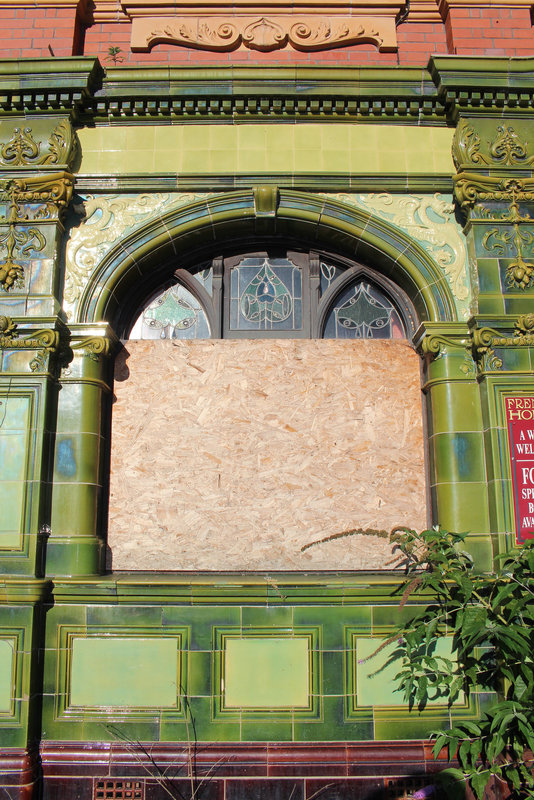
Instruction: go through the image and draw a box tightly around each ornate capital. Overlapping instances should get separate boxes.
[0,325,60,372]
[453,174,534,211]
[452,119,534,213]
[414,323,471,360]
[0,172,73,291]
[70,336,113,361]
[0,171,74,214]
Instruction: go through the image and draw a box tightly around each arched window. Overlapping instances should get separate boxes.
[128,250,416,340]
[112,245,426,572]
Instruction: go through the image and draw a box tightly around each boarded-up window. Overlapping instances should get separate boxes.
[108,339,426,571]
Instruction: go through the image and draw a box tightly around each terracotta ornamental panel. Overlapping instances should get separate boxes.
[108,339,426,571]
[90,0,417,52]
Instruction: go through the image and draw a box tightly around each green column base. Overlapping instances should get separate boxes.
[45,536,105,577]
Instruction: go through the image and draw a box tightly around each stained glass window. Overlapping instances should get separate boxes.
[320,261,343,294]
[127,254,412,341]
[129,284,210,340]
[229,257,302,332]
[323,281,405,339]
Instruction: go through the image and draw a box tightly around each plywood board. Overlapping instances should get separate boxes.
[108,339,427,570]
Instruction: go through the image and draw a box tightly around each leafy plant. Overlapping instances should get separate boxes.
[106,46,125,64]
[386,526,534,800]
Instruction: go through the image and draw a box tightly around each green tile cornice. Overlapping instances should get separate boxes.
[74,173,454,194]
[91,65,445,124]
[429,56,534,122]
[49,573,439,605]
[0,58,103,120]
[0,579,52,604]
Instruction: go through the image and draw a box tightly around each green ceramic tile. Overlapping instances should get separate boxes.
[53,433,100,483]
[432,432,486,483]
[0,482,24,545]
[0,432,28,481]
[0,638,14,712]
[241,721,294,741]
[476,258,502,293]
[187,650,211,697]
[28,256,55,296]
[70,637,179,708]
[51,482,99,535]
[374,714,450,741]
[428,382,482,435]
[294,717,374,742]
[371,605,418,631]
[433,481,490,534]
[0,725,26,749]
[224,638,309,709]
[462,535,494,572]
[322,650,344,696]
[242,607,293,629]
[0,395,30,432]
[193,716,242,743]
[85,605,163,627]
[477,294,506,315]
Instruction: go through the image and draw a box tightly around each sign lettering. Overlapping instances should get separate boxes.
[505,396,534,543]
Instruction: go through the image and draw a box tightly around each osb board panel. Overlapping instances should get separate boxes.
[109,340,426,571]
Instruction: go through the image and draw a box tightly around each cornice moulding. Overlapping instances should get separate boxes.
[93,64,445,121]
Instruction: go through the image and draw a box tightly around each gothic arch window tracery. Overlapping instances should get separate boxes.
[128,249,417,341]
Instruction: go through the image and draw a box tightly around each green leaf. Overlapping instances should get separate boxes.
[470,770,490,800]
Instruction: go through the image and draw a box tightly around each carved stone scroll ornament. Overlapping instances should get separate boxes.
[131,16,396,52]
[0,120,78,169]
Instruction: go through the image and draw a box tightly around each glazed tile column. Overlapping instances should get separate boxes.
[47,324,116,576]
[415,323,493,569]
[0,121,74,798]
[451,112,534,553]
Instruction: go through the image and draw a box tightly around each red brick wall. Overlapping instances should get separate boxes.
[444,6,534,56]
[1,4,533,65]
[0,7,78,58]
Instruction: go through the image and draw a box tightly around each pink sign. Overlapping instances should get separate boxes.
[505,397,534,543]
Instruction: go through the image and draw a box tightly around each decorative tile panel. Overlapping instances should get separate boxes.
[0,394,31,550]
[0,637,15,714]
[214,627,320,720]
[57,626,188,719]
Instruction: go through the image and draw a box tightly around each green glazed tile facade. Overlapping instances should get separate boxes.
[2,58,534,795]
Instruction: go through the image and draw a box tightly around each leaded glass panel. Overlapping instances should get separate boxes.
[129,284,210,340]
[193,267,213,296]
[229,257,302,332]
[320,261,344,295]
[323,282,405,339]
